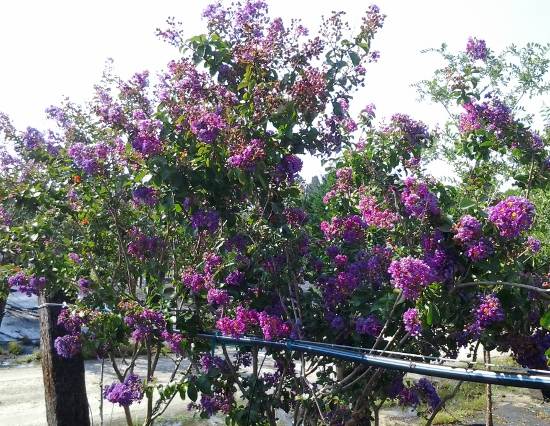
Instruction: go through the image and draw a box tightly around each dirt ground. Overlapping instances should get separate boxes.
[1,355,549,426]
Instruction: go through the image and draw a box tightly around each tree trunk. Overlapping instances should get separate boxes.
[0,296,6,330]
[39,291,90,426]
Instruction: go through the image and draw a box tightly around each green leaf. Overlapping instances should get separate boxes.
[349,51,361,66]
[540,310,550,330]
[187,382,198,402]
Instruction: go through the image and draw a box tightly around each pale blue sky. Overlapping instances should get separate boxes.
[1,1,549,180]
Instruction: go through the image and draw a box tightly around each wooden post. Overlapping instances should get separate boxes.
[484,350,494,426]
[39,291,90,426]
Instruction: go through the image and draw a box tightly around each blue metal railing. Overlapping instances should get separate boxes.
[197,333,550,390]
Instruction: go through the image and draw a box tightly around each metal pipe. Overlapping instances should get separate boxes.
[197,333,550,390]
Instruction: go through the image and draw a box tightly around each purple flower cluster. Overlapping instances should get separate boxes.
[290,67,327,114]
[54,308,86,358]
[0,206,12,226]
[207,288,230,306]
[403,308,421,336]
[506,330,550,370]
[359,196,399,229]
[388,257,433,300]
[103,374,144,407]
[189,112,226,144]
[466,238,493,262]
[127,228,163,260]
[203,252,223,275]
[487,196,535,239]
[197,392,233,416]
[459,98,512,138]
[7,272,46,297]
[416,378,441,410]
[77,277,92,296]
[274,154,303,184]
[283,207,309,227]
[466,37,488,61]
[21,127,45,150]
[68,252,81,263]
[320,215,365,244]
[68,142,112,175]
[468,294,505,336]
[323,167,353,204]
[422,231,456,283]
[225,270,245,287]
[124,309,167,342]
[453,215,482,245]
[216,307,290,340]
[161,330,185,355]
[54,334,82,359]
[452,215,494,261]
[527,236,541,253]
[401,177,440,218]
[132,186,158,207]
[355,315,382,337]
[181,269,206,293]
[190,209,220,233]
[132,112,163,156]
[384,114,430,146]
[227,139,265,171]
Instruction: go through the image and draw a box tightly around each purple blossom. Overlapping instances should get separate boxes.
[124,309,166,342]
[68,252,81,263]
[21,127,45,150]
[355,315,382,337]
[127,228,163,260]
[103,374,144,407]
[403,308,421,336]
[258,311,290,341]
[274,154,303,184]
[466,238,493,261]
[459,98,512,138]
[207,288,230,306]
[132,135,163,156]
[401,177,440,218]
[487,196,535,239]
[161,331,185,355]
[227,139,265,171]
[359,196,399,229]
[181,270,206,293]
[453,215,482,245]
[0,206,12,226]
[388,257,433,300]
[527,236,541,253]
[330,315,345,331]
[7,272,46,297]
[68,142,112,175]
[466,37,488,61]
[54,334,81,359]
[225,270,244,287]
[283,207,308,227]
[468,294,505,336]
[132,186,158,207]
[190,112,225,144]
[416,378,441,410]
[385,114,430,146]
[77,277,92,295]
[191,209,220,233]
[203,252,223,275]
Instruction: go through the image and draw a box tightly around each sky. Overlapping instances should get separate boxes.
[1,0,549,181]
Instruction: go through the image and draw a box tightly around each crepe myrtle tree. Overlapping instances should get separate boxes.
[0,1,385,425]
[1,2,550,426]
